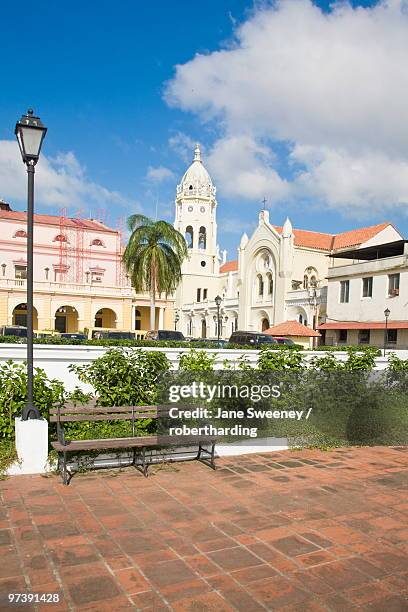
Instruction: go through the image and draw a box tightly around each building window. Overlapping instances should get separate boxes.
[340,280,350,303]
[90,238,104,247]
[135,308,141,331]
[91,272,102,283]
[13,229,27,238]
[185,226,194,249]
[267,272,273,295]
[362,277,373,298]
[258,274,264,296]
[196,288,201,302]
[387,329,397,345]
[203,288,207,300]
[388,273,400,297]
[53,234,68,242]
[338,329,348,344]
[358,329,370,344]
[14,265,27,280]
[198,226,206,249]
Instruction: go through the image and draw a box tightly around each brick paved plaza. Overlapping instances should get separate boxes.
[0,446,407,611]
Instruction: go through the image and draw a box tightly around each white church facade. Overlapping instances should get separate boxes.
[174,146,403,344]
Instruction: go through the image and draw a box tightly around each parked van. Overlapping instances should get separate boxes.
[0,325,27,338]
[229,331,277,346]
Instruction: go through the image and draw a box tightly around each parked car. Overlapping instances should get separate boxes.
[60,333,87,341]
[91,330,135,340]
[272,337,295,346]
[229,331,278,346]
[192,338,228,348]
[0,325,27,338]
[144,330,186,342]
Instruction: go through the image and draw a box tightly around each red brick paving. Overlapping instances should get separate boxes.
[0,446,407,611]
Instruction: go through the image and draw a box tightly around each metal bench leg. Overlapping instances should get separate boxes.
[141,447,148,478]
[197,443,202,460]
[62,451,68,486]
[210,442,216,470]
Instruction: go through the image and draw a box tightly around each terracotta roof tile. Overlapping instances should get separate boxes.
[264,320,321,337]
[319,321,408,330]
[273,222,391,251]
[220,260,238,273]
[0,209,118,234]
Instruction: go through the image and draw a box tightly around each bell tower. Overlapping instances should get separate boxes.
[174,144,219,275]
[174,145,220,324]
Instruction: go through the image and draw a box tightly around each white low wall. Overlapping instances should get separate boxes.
[0,343,405,391]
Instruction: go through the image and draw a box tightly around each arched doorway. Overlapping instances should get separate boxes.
[12,303,38,329]
[201,319,207,338]
[55,306,78,333]
[94,308,117,329]
[261,318,269,331]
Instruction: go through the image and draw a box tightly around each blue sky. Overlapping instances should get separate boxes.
[1,0,407,258]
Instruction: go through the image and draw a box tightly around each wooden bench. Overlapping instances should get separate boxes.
[50,401,217,485]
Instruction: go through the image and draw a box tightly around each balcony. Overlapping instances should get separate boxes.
[285,286,327,306]
[0,277,134,298]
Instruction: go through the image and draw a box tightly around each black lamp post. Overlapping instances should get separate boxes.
[384,308,390,357]
[174,312,180,331]
[215,295,222,343]
[15,110,47,420]
[307,280,320,348]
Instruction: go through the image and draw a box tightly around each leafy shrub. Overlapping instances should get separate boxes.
[69,348,169,406]
[311,345,381,354]
[179,349,217,372]
[258,347,304,370]
[0,360,64,439]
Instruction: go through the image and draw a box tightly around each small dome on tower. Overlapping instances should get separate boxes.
[176,145,216,200]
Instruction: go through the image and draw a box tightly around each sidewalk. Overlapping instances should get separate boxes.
[0,446,407,611]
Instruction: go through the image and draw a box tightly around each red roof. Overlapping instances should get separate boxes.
[319,321,408,330]
[220,260,238,273]
[273,222,390,252]
[219,223,393,273]
[264,320,321,337]
[0,209,118,234]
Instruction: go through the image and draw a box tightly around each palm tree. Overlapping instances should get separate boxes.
[123,214,187,331]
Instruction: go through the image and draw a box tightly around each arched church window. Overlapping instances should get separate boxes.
[298,314,303,324]
[267,273,273,295]
[310,275,317,287]
[185,226,193,249]
[198,226,206,249]
[189,185,193,190]
[258,274,264,296]
[303,274,308,289]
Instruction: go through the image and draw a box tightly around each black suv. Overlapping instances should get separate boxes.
[229,331,277,346]
[144,330,186,341]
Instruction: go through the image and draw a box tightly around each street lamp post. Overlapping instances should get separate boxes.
[174,312,180,331]
[384,308,390,358]
[15,110,47,420]
[307,280,320,348]
[215,295,222,343]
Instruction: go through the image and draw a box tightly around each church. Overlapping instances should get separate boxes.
[174,146,402,345]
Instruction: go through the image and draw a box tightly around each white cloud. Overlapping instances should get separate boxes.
[206,135,288,201]
[146,165,175,183]
[166,0,408,214]
[168,132,197,162]
[0,140,134,211]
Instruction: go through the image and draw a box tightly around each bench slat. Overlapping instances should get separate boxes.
[50,413,158,423]
[51,435,216,452]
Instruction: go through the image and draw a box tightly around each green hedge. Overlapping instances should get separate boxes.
[0,335,302,350]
